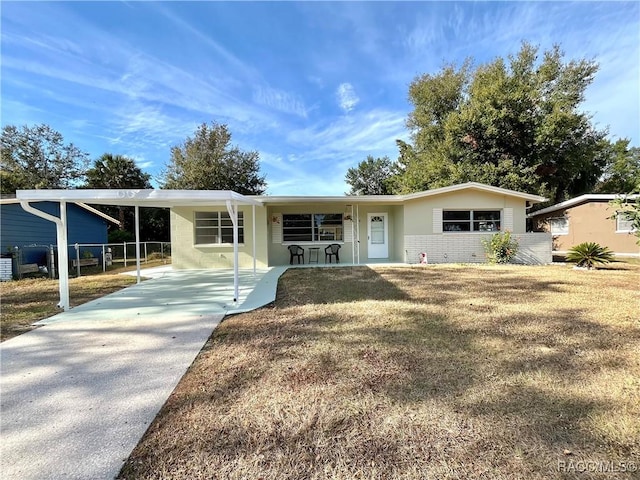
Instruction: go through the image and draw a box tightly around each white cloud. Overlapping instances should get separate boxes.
[336,83,360,113]
[252,86,307,118]
[288,109,406,157]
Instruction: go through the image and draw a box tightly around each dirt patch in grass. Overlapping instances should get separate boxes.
[120,264,640,479]
[0,274,137,341]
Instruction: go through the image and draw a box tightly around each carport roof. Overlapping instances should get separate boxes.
[1,196,120,225]
[15,189,262,207]
[16,182,547,207]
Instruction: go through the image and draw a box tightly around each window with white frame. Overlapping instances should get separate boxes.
[549,217,569,235]
[194,211,244,244]
[442,210,501,232]
[282,213,343,242]
[616,212,636,232]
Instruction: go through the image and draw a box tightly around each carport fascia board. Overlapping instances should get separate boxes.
[16,189,262,311]
[15,188,263,208]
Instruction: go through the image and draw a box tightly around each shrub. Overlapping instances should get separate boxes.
[566,242,614,269]
[482,231,519,264]
[108,229,134,243]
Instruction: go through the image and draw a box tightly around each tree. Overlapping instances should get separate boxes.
[1,124,89,194]
[609,194,640,246]
[595,139,640,194]
[345,156,393,195]
[393,43,609,203]
[162,122,266,194]
[83,153,154,233]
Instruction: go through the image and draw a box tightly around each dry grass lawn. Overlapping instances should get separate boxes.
[0,274,137,341]
[118,263,639,479]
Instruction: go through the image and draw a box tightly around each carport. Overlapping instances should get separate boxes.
[16,189,262,311]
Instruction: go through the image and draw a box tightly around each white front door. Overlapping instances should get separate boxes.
[367,213,388,259]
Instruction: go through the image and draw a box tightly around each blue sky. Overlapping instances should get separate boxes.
[2,1,638,195]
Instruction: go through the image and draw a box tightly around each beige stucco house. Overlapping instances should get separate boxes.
[529,194,639,257]
[170,182,552,268]
[15,183,552,310]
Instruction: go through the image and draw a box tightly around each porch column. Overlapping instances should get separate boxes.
[356,204,361,264]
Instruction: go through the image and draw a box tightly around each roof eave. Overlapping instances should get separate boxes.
[528,194,638,217]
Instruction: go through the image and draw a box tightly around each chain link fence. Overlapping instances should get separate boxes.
[5,242,171,280]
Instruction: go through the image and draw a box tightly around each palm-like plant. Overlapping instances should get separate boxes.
[566,242,615,269]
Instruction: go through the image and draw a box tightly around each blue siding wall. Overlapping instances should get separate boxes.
[1,202,110,264]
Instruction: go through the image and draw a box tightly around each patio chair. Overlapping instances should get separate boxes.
[324,243,341,263]
[288,245,305,264]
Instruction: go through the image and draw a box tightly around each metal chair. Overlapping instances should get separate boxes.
[324,243,341,263]
[288,245,305,264]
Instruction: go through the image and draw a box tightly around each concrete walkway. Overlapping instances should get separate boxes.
[0,267,285,480]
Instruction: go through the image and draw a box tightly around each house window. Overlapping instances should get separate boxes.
[549,217,568,235]
[194,211,244,244]
[283,213,343,242]
[616,212,635,232]
[443,210,501,232]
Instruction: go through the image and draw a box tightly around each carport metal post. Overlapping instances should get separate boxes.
[20,200,70,310]
[252,204,256,275]
[135,205,141,284]
[226,200,239,302]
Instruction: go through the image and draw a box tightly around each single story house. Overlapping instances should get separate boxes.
[528,194,639,257]
[0,197,119,266]
[15,183,551,310]
[170,182,552,268]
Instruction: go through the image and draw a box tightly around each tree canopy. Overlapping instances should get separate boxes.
[162,122,266,194]
[85,153,152,190]
[595,139,640,194]
[391,43,610,204]
[0,124,89,194]
[345,156,393,195]
[83,153,159,235]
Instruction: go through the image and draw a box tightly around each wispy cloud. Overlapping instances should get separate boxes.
[252,86,308,118]
[336,83,360,113]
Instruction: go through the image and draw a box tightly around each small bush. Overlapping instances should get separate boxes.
[566,242,614,269]
[482,231,519,264]
[108,229,134,243]
[146,252,170,261]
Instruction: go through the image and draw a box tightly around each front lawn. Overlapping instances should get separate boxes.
[119,263,639,479]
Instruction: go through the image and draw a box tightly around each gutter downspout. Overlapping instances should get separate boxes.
[20,201,70,310]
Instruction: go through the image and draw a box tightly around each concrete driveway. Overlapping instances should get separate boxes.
[0,267,285,480]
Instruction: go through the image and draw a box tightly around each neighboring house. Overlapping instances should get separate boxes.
[0,198,120,265]
[529,194,639,257]
[170,182,552,268]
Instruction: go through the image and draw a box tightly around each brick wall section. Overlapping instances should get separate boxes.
[405,232,552,265]
[0,258,12,281]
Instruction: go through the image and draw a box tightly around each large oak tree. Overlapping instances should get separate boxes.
[162,122,266,194]
[392,43,610,204]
